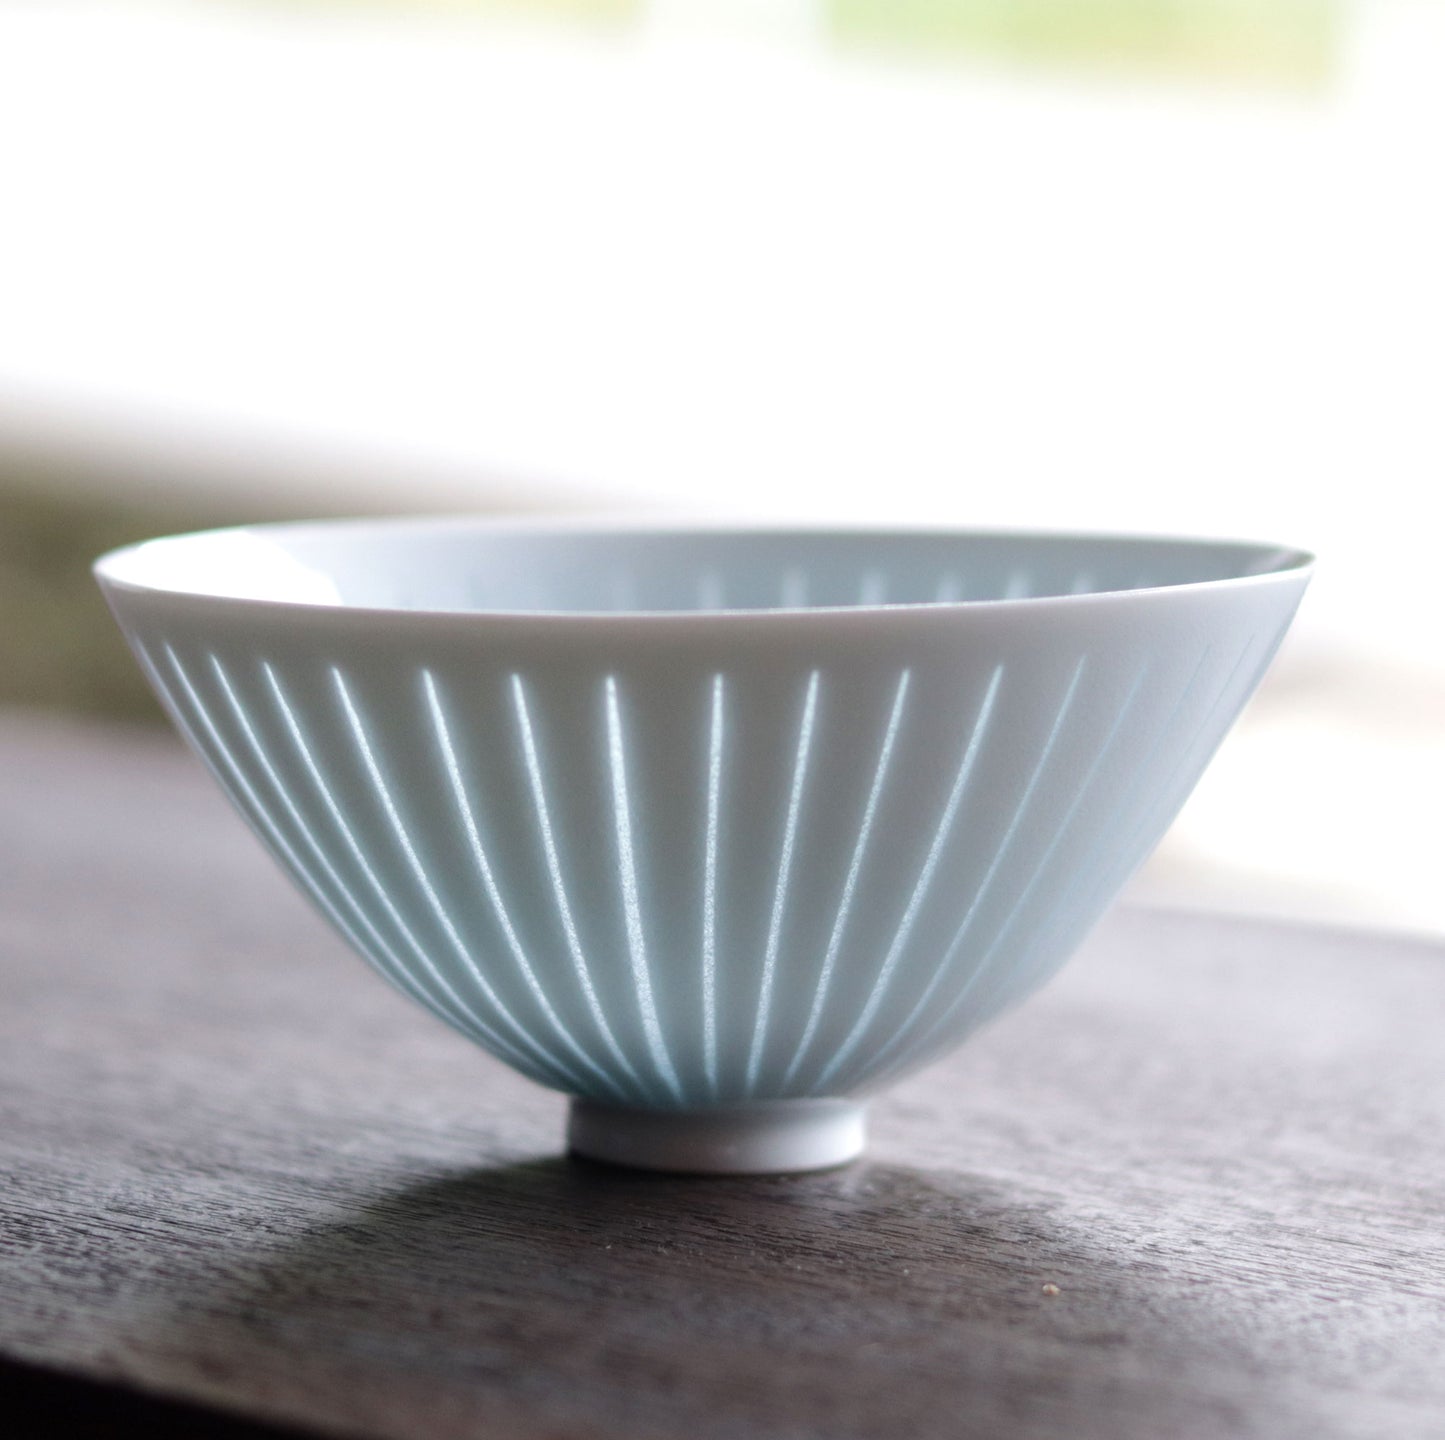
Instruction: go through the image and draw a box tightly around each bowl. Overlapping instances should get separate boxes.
[95,520,1312,1173]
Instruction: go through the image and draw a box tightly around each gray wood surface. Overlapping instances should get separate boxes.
[2,710,1443,1440]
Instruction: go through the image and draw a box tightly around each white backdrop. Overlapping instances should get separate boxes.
[2,0,1442,932]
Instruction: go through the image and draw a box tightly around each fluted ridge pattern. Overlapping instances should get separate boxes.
[133,630,1280,1107]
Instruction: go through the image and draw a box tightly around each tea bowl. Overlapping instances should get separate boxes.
[95,520,1312,1172]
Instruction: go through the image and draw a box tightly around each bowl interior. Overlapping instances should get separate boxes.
[98,522,1310,615]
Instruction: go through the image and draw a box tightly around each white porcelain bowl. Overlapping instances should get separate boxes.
[96,520,1312,1172]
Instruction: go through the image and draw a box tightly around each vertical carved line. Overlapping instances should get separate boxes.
[870,660,1153,1088]
[510,674,647,1099]
[331,670,583,1087]
[422,670,632,1103]
[197,651,529,1067]
[997,642,1220,1000]
[744,670,821,1093]
[840,657,1089,1087]
[130,638,202,742]
[604,675,683,1102]
[146,644,402,1014]
[262,663,546,1079]
[782,669,911,1089]
[812,664,1005,1091]
[701,673,725,1094]
[193,653,461,1027]
[1061,629,1265,938]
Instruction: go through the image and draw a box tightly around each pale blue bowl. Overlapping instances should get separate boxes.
[96,520,1312,1172]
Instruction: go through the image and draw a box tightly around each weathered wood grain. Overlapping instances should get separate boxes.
[1,711,1442,1440]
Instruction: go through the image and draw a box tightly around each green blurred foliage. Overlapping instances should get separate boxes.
[831,0,1342,87]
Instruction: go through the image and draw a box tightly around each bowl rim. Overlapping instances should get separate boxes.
[94,514,1315,624]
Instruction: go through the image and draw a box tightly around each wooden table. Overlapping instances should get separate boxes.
[2,710,1443,1440]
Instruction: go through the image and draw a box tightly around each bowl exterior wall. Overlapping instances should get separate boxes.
[100,573,1307,1108]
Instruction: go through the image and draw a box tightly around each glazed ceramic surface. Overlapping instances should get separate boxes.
[96,521,1312,1171]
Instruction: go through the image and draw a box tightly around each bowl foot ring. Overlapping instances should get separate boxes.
[567,1097,867,1175]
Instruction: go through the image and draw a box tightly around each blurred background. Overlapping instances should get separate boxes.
[1,0,1440,937]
